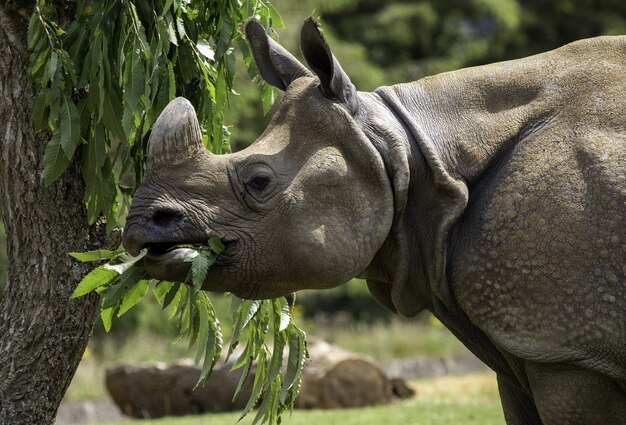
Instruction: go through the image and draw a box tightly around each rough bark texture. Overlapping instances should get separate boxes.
[0,2,99,424]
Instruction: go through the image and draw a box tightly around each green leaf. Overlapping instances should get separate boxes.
[153,280,175,303]
[167,61,176,100]
[45,50,58,83]
[117,278,150,316]
[71,265,118,298]
[162,281,181,310]
[83,153,117,225]
[101,88,126,142]
[165,13,178,45]
[279,329,306,404]
[43,129,71,186]
[100,303,116,332]
[27,11,43,51]
[123,39,145,110]
[70,249,122,262]
[59,94,81,159]
[197,39,215,61]
[101,263,149,309]
[31,49,50,79]
[262,83,278,115]
[32,90,49,132]
[216,14,234,59]
[240,349,267,420]
[194,297,210,364]
[176,16,186,39]
[277,297,290,332]
[267,4,285,29]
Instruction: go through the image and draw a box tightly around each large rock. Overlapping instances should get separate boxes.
[106,339,408,418]
[105,358,253,418]
[295,339,394,409]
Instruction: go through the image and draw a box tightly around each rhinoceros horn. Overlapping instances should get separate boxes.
[146,97,204,171]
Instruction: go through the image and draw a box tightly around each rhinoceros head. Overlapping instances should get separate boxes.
[122,18,400,299]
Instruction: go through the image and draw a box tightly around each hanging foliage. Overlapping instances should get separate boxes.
[28,0,281,227]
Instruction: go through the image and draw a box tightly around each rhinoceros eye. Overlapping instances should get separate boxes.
[247,174,271,192]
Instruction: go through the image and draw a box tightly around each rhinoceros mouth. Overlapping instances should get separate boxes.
[142,239,236,282]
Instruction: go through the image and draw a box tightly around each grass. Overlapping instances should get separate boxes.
[306,317,467,359]
[74,372,504,425]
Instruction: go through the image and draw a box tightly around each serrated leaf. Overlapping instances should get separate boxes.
[216,14,233,59]
[101,88,126,142]
[101,264,149,309]
[240,349,267,420]
[32,90,49,132]
[233,350,254,400]
[60,94,81,159]
[45,50,58,83]
[117,278,150,316]
[194,297,210,364]
[208,236,225,254]
[262,83,278,115]
[197,39,215,61]
[165,13,178,45]
[83,135,116,224]
[31,49,50,78]
[121,104,139,139]
[43,129,71,186]
[253,375,280,425]
[162,281,181,311]
[123,39,145,110]
[100,303,116,332]
[267,5,285,29]
[277,297,290,332]
[167,61,176,100]
[153,280,175,303]
[176,16,186,39]
[70,249,122,262]
[71,265,118,298]
[27,12,43,51]
[279,329,306,404]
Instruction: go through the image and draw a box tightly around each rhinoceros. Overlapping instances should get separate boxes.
[122,18,626,424]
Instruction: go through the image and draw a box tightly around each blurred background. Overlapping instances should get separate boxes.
[1,0,625,423]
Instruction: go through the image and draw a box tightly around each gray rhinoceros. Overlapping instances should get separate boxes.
[122,18,626,424]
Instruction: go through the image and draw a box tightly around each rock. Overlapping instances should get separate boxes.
[105,358,253,418]
[295,338,395,409]
[105,339,409,418]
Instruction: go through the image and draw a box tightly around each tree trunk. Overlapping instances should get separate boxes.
[0,3,99,424]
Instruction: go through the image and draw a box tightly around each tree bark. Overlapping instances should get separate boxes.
[0,3,99,424]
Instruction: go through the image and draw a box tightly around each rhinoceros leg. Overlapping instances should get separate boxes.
[525,361,626,425]
[496,375,542,425]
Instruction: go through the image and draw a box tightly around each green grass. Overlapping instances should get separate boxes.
[306,317,467,359]
[74,373,505,425]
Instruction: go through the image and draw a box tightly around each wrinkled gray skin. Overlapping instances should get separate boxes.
[123,18,626,424]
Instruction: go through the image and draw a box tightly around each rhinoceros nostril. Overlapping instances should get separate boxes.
[151,209,183,227]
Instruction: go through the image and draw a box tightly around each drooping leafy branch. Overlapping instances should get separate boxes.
[28,0,281,228]
[71,242,307,425]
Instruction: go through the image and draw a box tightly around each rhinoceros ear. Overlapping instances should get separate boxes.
[300,17,358,114]
[245,18,312,91]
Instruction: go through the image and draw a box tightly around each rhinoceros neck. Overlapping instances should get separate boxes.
[366,55,563,317]
[376,61,560,185]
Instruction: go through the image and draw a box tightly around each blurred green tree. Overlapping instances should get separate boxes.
[317,0,626,83]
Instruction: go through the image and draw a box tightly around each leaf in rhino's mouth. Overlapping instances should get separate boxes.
[68,237,308,424]
[145,242,192,256]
